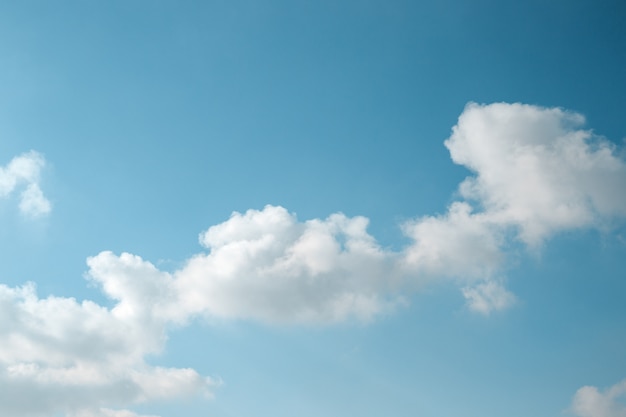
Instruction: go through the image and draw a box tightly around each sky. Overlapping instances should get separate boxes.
[0,1,625,416]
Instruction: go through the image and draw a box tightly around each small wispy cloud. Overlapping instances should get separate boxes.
[69,409,162,417]
[570,379,626,417]
[0,151,51,217]
[461,281,516,315]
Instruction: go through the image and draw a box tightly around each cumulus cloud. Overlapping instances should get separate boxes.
[404,102,626,311]
[446,102,626,246]
[82,102,626,324]
[571,380,626,417]
[2,102,626,416]
[402,201,503,281]
[179,207,400,323]
[0,151,52,217]
[87,208,401,324]
[0,283,216,417]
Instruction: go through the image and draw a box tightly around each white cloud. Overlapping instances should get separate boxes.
[402,201,503,281]
[0,151,52,217]
[88,207,402,325]
[19,183,52,217]
[461,281,516,315]
[571,380,626,417]
[445,102,626,246]
[2,102,626,416]
[83,102,626,323]
[69,408,161,417]
[402,102,626,311]
[0,283,216,417]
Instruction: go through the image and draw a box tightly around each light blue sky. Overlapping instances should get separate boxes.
[0,1,625,417]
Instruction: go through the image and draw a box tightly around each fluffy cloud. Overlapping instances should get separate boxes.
[571,380,626,417]
[402,201,503,281]
[2,102,626,416]
[0,283,216,417]
[87,208,401,324]
[446,102,626,246]
[179,207,400,323]
[0,151,51,217]
[405,102,626,311]
[84,102,626,323]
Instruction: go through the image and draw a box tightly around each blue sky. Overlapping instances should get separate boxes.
[0,1,625,416]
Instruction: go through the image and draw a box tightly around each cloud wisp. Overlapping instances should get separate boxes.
[2,102,625,416]
[0,151,51,217]
[571,380,626,417]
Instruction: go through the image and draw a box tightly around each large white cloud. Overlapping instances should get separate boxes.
[446,102,626,246]
[0,151,51,217]
[0,283,216,417]
[84,102,626,324]
[87,208,402,325]
[179,207,401,323]
[405,102,626,311]
[2,102,626,416]
[571,380,626,417]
